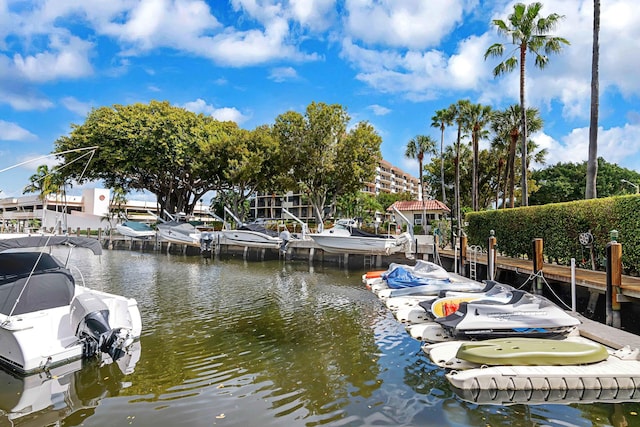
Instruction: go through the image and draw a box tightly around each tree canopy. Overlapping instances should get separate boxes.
[53,100,239,218]
[272,101,382,226]
[530,158,640,205]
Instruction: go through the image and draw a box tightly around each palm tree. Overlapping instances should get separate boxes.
[491,105,543,208]
[405,135,436,231]
[430,107,455,205]
[23,164,63,231]
[450,99,471,235]
[586,0,600,199]
[485,2,569,206]
[462,103,493,211]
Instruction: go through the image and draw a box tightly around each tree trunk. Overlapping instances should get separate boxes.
[455,125,461,236]
[586,0,600,199]
[440,124,447,204]
[520,45,528,207]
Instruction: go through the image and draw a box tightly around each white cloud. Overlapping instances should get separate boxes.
[289,0,336,31]
[0,120,37,141]
[269,66,299,82]
[534,123,640,171]
[182,98,249,124]
[13,33,93,82]
[368,104,391,116]
[344,0,466,49]
[61,96,92,117]
[341,33,492,100]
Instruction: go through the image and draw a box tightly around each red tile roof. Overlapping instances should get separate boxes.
[388,200,451,213]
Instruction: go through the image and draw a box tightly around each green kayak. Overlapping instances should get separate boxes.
[455,337,609,366]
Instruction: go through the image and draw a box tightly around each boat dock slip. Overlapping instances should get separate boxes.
[576,313,640,350]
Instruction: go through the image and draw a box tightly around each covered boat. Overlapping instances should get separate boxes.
[435,290,580,340]
[116,221,156,239]
[156,220,201,246]
[0,236,142,375]
[219,221,286,250]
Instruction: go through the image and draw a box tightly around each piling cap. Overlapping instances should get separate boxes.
[610,230,619,242]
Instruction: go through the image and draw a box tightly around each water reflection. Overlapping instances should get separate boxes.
[0,342,140,427]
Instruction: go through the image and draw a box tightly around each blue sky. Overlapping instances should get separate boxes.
[1,0,639,200]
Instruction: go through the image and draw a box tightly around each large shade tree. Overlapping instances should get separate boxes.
[203,124,281,223]
[272,102,382,227]
[53,100,238,218]
[485,1,569,206]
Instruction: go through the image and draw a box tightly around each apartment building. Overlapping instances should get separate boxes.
[251,159,421,221]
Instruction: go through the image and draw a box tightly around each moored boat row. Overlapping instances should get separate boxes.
[364,261,640,404]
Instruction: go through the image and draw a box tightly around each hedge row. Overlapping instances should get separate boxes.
[465,195,640,275]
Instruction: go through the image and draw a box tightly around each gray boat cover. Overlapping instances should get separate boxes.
[0,236,102,255]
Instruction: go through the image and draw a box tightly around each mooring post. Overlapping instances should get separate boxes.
[606,230,622,328]
[487,230,496,281]
[532,238,544,294]
[460,234,467,277]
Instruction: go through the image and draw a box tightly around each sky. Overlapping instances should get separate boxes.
[1,0,640,200]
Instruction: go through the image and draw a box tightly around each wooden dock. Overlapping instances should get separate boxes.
[438,248,640,300]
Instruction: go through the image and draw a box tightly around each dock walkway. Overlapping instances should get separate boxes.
[438,248,640,299]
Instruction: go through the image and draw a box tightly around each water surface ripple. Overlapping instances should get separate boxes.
[1,250,639,426]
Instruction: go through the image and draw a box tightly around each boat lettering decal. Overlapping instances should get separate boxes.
[486,311,549,319]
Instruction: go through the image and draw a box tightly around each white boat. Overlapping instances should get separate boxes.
[156,220,201,246]
[219,221,286,250]
[116,220,156,239]
[309,222,413,256]
[0,236,142,375]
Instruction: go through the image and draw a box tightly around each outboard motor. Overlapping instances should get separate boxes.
[70,293,133,361]
[279,230,291,254]
[200,231,216,258]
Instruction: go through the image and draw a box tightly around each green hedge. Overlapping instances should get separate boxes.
[465,195,640,275]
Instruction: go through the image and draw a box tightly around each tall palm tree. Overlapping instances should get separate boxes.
[430,108,455,204]
[586,0,600,199]
[462,103,493,211]
[405,135,436,231]
[450,99,471,235]
[491,105,543,208]
[485,2,569,206]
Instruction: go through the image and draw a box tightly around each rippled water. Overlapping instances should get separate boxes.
[2,249,640,427]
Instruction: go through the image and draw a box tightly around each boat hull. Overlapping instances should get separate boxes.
[219,230,283,249]
[0,286,141,375]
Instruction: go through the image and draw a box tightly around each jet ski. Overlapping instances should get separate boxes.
[376,279,486,301]
[435,290,581,341]
[395,281,514,325]
[386,280,512,313]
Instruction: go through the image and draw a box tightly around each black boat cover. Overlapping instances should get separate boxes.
[0,252,75,315]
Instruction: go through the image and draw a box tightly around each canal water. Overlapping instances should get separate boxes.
[1,249,639,426]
